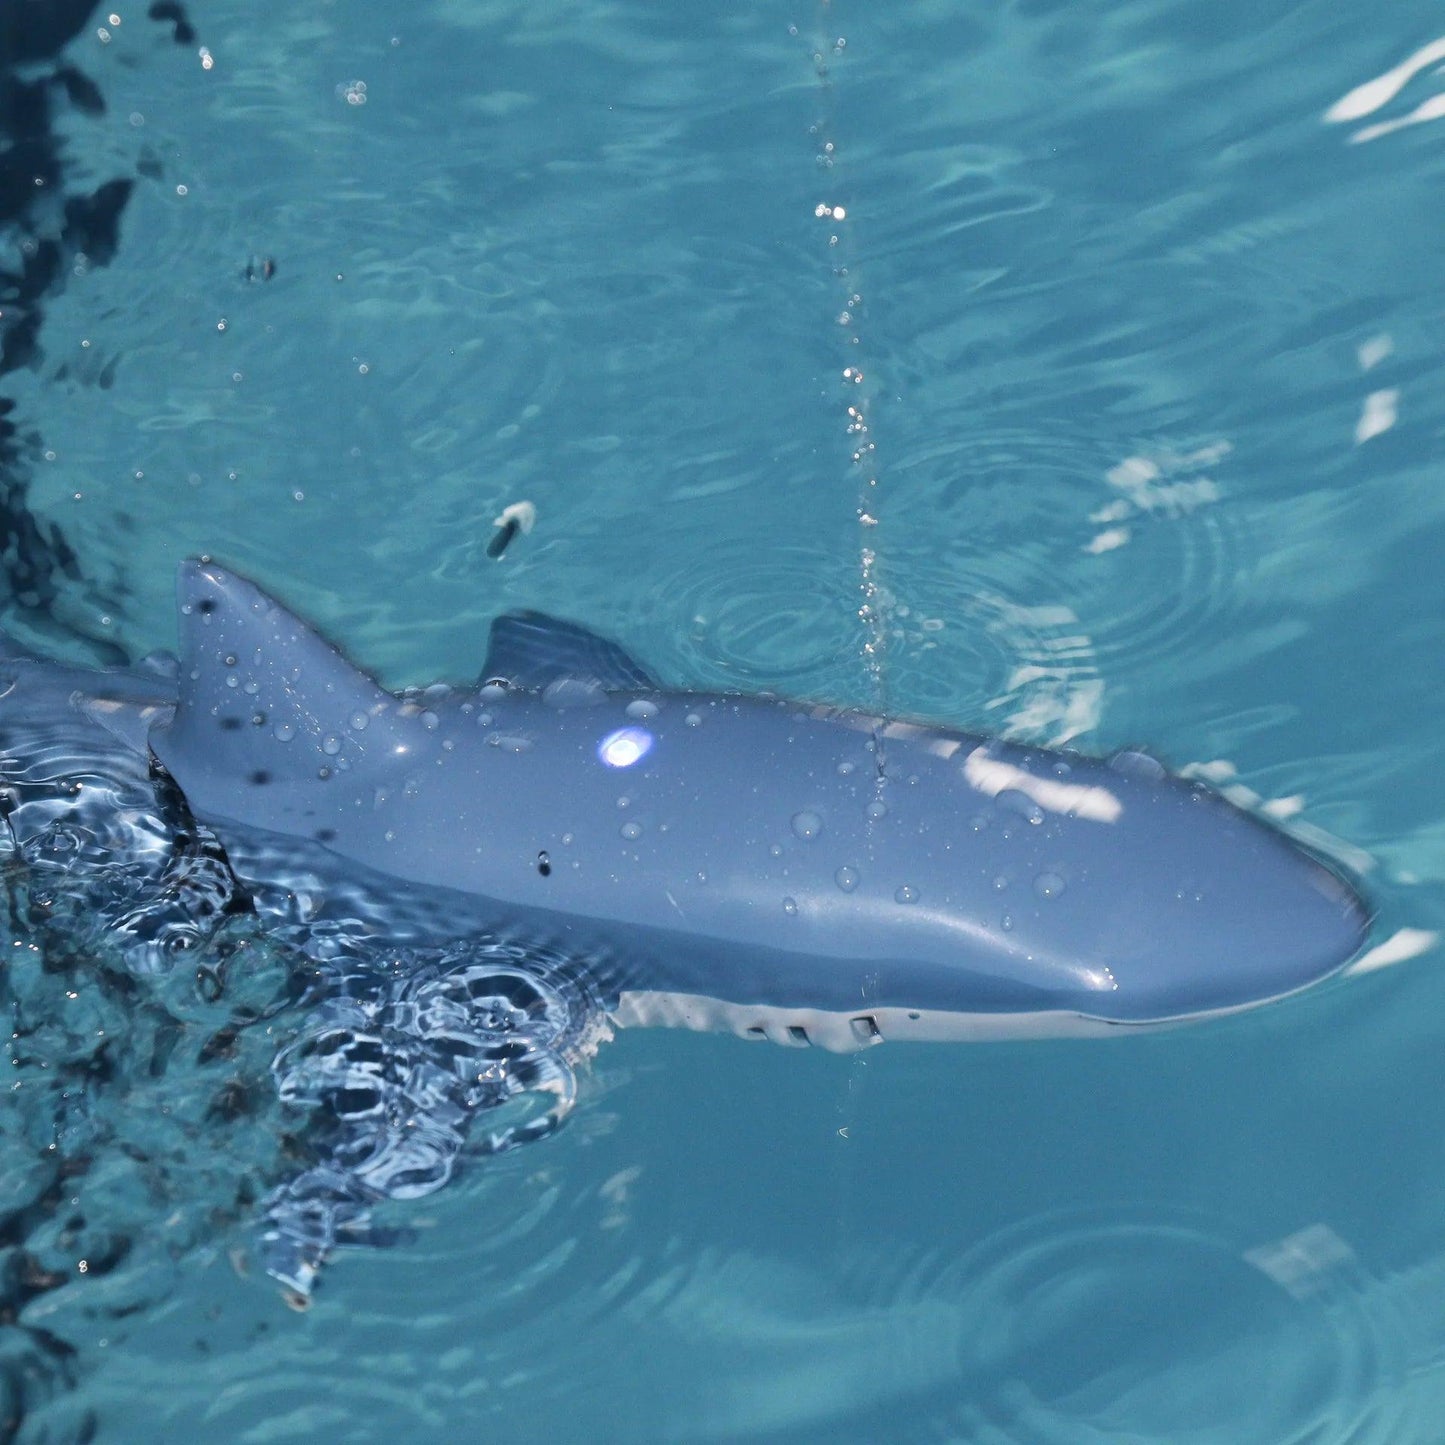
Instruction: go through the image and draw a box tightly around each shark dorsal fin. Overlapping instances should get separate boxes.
[150,560,410,792]
[480,610,657,693]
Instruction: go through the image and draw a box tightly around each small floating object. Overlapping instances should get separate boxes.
[487,500,537,559]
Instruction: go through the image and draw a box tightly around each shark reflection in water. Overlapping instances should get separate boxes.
[0,561,1369,1296]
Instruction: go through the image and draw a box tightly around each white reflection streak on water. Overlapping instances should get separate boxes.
[1325,37,1445,143]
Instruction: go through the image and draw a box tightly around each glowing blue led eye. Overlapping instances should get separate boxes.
[598,726,653,768]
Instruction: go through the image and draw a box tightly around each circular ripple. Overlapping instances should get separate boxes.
[1081,497,1256,692]
[873,542,1106,746]
[644,543,872,699]
[914,1205,1411,1445]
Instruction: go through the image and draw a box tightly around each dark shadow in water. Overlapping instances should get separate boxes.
[0,8,203,1440]
[0,1,195,664]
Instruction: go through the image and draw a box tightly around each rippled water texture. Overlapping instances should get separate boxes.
[2,0,1444,1441]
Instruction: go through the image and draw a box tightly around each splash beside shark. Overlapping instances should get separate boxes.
[0,560,1370,1294]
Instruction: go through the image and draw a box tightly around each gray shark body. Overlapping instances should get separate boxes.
[0,560,1370,1293]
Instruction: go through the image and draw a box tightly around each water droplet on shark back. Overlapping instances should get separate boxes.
[1109,749,1166,781]
[996,788,1044,826]
[489,734,532,753]
[273,721,296,742]
[791,810,823,841]
[835,865,859,892]
[625,699,659,720]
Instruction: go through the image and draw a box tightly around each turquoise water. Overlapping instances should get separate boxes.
[2,1,1444,1440]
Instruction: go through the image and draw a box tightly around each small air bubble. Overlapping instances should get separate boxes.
[837,760,856,776]
[421,711,440,730]
[866,800,888,821]
[620,821,643,841]
[835,865,860,892]
[782,896,798,916]
[1001,913,1014,931]
[1035,871,1066,900]
[894,884,918,905]
[685,712,702,727]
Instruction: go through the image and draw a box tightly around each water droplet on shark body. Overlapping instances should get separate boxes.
[273,721,295,742]
[791,810,823,841]
[489,734,532,753]
[321,734,341,755]
[782,896,798,916]
[866,800,888,821]
[620,821,643,840]
[1035,871,1066,899]
[1109,749,1166,781]
[349,710,369,731]
[996,788,1044,826]
[835,865,859,892]
[895,884,918,904]
[625,699,659,720]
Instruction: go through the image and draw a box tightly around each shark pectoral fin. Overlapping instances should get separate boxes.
[480,610,658,692]
[150,559,411,788]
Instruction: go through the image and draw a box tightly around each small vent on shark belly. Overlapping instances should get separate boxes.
[850,1014,883,1045]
